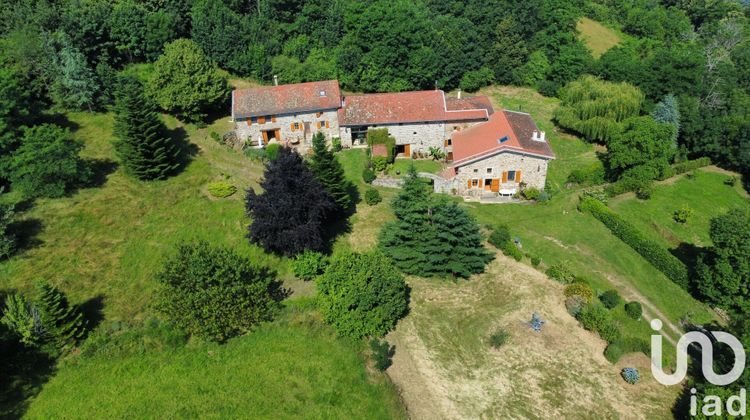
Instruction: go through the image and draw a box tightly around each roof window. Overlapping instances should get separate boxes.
[319,90,326,97]
[498,135,509,144]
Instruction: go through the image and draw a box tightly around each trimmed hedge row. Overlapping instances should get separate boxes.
[670,156,711,176]
[604,337,649,363]
[578,196,689,289]
[604,157,712,197]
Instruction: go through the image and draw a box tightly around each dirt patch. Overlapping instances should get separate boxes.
[386,254,678,419]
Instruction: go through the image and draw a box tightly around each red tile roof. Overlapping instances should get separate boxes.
[446,96,495,115]
[449,110,555,169]
[232,80,341,118]
[338,90,488,126]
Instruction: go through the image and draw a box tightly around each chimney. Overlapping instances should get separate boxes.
[273,75,278,86]
[457,89,462,99]
[532,131,546,142]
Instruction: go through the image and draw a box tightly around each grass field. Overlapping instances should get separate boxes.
[609,169,750,249]
[25,307,405,419]
[576,17,623,58]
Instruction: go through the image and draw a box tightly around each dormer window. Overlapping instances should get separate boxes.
[319,90,326,97]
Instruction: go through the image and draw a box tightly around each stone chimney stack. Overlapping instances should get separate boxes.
[273,75,278,86]
[457,89,462,99]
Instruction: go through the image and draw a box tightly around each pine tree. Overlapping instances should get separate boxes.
[423,200,494,278]
[35,280,85,349]
[246,147,335,256]
[379,165,432,274]
[308,132,354,213]
[113,76,181,180]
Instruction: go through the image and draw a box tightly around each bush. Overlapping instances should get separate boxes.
[291,250,329,281]
[154,241,286,342]
[207,181,237,198]
[581,189,608,204]
[488,225,511,248]
[624,301,642,320]
[459,67,494,92]
[724,176,737,186]
[316,251,409,339]
[244,147,267,162]
[599,290,621,309]
[565,296,586,317]
[577,303,621,343]
[367,128,396,162]
[635,184,653,200]
[673,206,693,223]
[362,168,376,184]
[365,188,382,206]
[210,131,221,143]
[372,156,388,172]
[265,143,281,161]
[530,256,541,267]
[578,196,689,289]
[0,200,16,259]
[537,191,550,203]
[501,241,523,261]
[370,338,395,371]
[605,338,649,363]
[521,187,541,200]
[546,262,576,284]
[621,367,640,384]
[488,327,510,349]
[564,283,594,303]
[331,137,342,152]
[672,157,710,175]
[428,146,446,161]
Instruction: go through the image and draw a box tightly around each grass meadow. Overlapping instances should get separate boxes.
[576,17,623,58]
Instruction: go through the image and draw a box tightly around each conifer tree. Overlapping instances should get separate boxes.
[35,280,85,349]
[423,200,494,278]
[308,132,354,213]
[246,147,335,256]
[113,76,181,180]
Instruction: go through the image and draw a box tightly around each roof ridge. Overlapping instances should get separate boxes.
[343,90,444,98]
[503,109,531,115]
[233,79,339,93]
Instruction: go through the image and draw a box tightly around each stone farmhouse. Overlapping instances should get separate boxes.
[231,79,554,197]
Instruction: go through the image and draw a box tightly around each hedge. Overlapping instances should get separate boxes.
[578,196,689,289]
[671,157,711,176]
[605,157,712,197]
[604,337,649,363]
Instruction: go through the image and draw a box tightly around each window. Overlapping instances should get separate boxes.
[258,116,266,124]
[471,179,479,187]
[251,117,257,124]
[486,168,492,174]
[316,112,322,118]
[291,122,301,131]
[507,170,516,181]
[413,131,417,135]
[473,169,478,173]
[319,90,326,97]
[271,115,276,122]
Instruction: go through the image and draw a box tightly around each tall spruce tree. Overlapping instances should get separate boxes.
[308,132,354,213]
[246,147,335,256]
[113,76,181,180]
[35,280,86,349]
[424,200,494,278]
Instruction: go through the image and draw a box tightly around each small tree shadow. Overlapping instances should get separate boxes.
[671,242,703,293]
[78,294,106,335]
[7,218,44,254]
[321,214,353,254]
[170,126,198,176]
[0,341,56,418]
[82,158,118,188]
[36,113,80,132]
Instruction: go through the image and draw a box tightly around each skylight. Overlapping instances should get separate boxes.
[498,135,509,144]
[319,90,326,97]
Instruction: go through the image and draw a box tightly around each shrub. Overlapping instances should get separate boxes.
[546,262,576,284]
[673,206,693,224]
[577,303,620,343]
[605,338,649,363]
[154,241,286,342]
[724,176,737,186]
[244,147,267,162]
[367,129,396,162]
[565,296,586,317]
[488,224,511,248]
[567,162,606,186]
[582,189,608,204]
[207,181,237,198]
[530,256,541,267]
[529,312,545,332]
[316,251,409,339]
[564,283,594,303]
[265,143,281,161]
[0,200,16,259]
[459,67,494,92]
[599,290,622,309]
[210,131,221,143]
[635,184,653,200]
[621,367,640,384]
[488,327,510,349]
[370,338,395,371]
[428,146,446,161]
[291,250,329,281]
[365,188,382,206]
[521,187,541,200]
[331,137,342,152]
[578,196,689,289]
[36,280,86,350]
[624,301,643,320]
[1,294,43,346]
[372,156,388,172]
[672,157,710,175]
[537,191,550,203]
[501,241,523,261]
[362,168,376,184]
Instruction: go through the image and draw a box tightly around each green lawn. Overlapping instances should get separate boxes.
[386,158,444,177]
[609,169,750,249]
[576,17,623,58]
[25,308,405,419]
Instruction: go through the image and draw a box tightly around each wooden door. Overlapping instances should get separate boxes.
[262,131,269,143]
[491,179,500,192]
[516,171,522,183]
[502,171,508,183]
[404,144,411,157]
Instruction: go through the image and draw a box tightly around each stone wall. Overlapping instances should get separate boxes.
[234,108,340,153]
[453,151,550,194]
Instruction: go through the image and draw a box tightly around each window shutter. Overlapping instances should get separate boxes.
[467,179,471,189]
[517,171,522,183]
[271,115,276,122]
[258,116,265,124]
[246,120,251,127]
[502,171,508,183]
[325,120,330,128]
[491,179,499,192]
[290,123,295,131]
